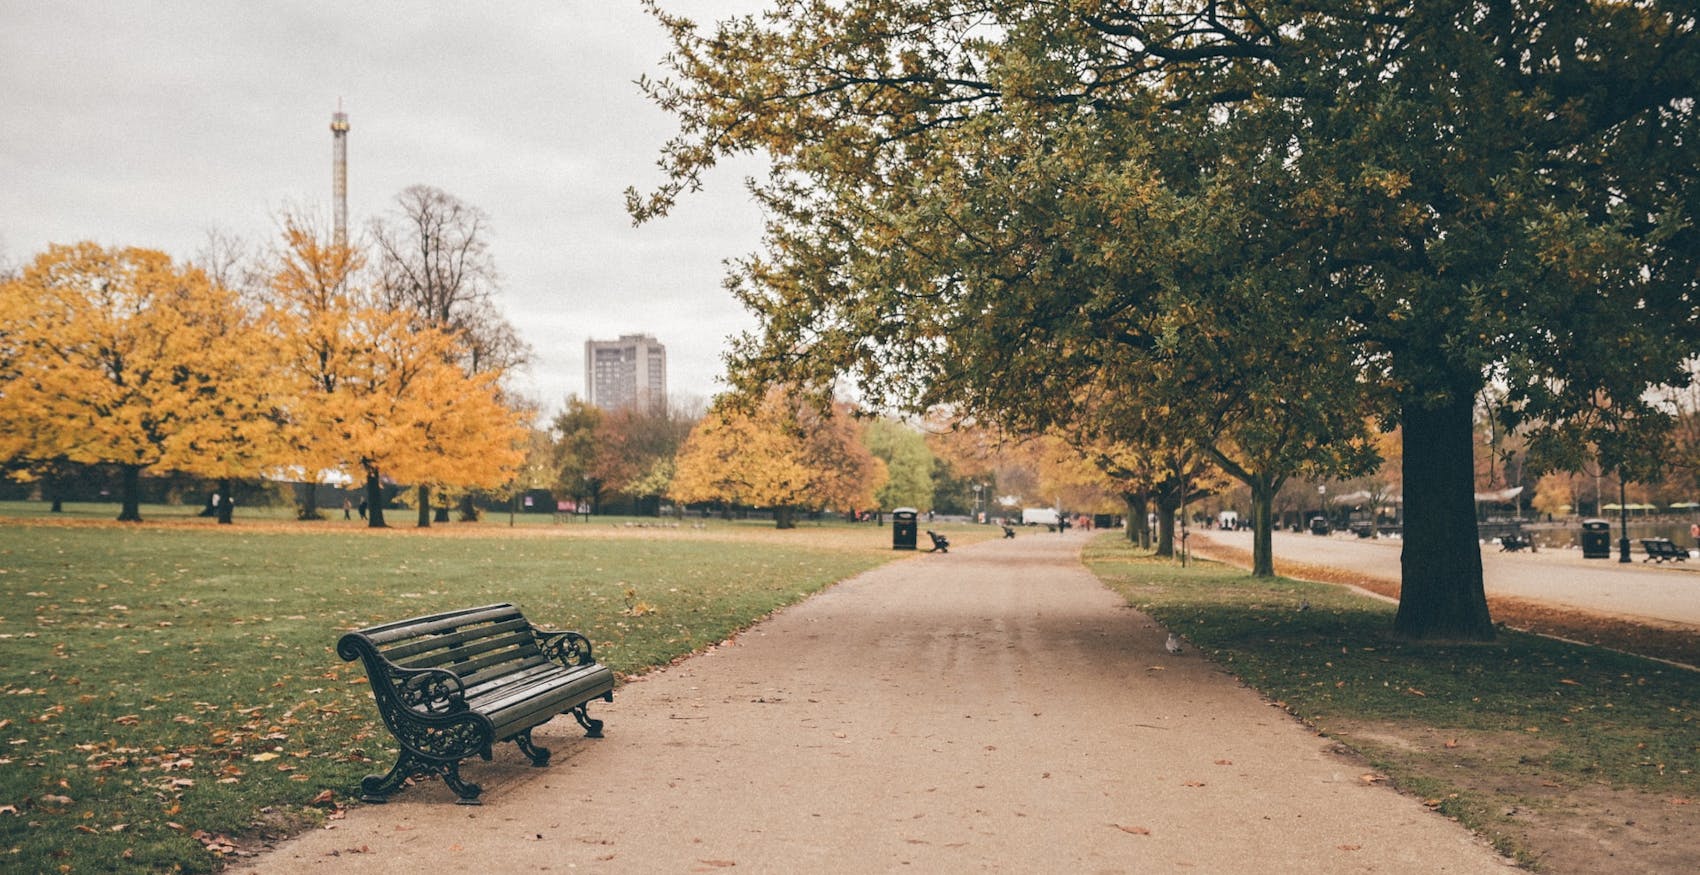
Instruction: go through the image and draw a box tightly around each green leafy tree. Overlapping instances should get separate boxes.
[865,418,936,512]
[551,397,606,512]
[635,0,1699,641]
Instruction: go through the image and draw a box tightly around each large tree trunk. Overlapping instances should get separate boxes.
[417,485,432,528]
[1249,476,1278,577]
[117,464,143,522]
[298,481,323,520]
[1121,492,1150,548]
[364,467,388,528]
[775,506,797,529]
[216,478,234,525]
[1154,491,1178,557]
[1396,393,1494,641]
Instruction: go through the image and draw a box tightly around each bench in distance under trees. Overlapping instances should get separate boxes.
[926,530,950,553]
[1641,538,1691,563]
[337,603,614,804]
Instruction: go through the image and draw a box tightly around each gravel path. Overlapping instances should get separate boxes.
[250,532,1510,873]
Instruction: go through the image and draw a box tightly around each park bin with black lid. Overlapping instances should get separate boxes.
[1580,519,1611,559]
[892,507,919,551]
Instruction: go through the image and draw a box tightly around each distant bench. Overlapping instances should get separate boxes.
[1498,533,1533,552]
[926,530,950,553]
[337,603,614,804]
[1641,538,1691,563]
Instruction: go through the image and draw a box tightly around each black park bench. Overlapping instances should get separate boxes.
[926,530,950,553]
[337,603,615,804]
[1641,538,1691,563]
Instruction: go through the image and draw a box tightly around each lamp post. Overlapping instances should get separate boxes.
[1618,477,1631,563]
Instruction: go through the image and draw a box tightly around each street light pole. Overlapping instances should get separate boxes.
[1618,477,1631,563]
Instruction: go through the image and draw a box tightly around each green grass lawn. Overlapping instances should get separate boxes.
[1084,536,1700,865]
[0,510,946,873]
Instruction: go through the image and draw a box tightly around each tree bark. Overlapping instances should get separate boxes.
[216,478,234,525]
[117,464,143,522]
[298,482,323,520]
[364,466,388,528]
[1121,492,1150,548]
[1249,476,1278,577]
[417,485,432,528]
[775,506,797,529]
[1154,491,1178,557]
[1395,393,1495,640]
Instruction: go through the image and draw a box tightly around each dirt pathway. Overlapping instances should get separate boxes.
[250,532,1509,873]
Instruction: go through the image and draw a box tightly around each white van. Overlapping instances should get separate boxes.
[1021,507,1060,526]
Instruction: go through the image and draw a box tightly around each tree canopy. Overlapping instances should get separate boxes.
[0,244,287,521]
[671,387,887,527]
[637,0,1700,640]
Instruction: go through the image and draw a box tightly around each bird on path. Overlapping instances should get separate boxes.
[1165,633,1182,654]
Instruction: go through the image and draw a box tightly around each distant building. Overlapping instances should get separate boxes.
[585,334,667,412]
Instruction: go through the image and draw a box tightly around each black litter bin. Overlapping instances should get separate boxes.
[892,507,919,551]
[1580,519,1611,559]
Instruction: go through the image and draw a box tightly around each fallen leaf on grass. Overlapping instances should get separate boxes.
[1444,738,1460,749]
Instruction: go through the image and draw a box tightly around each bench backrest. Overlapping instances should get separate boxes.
[344,603,552,690]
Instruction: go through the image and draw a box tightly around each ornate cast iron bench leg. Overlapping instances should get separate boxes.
[573,703,605,738]
[361,750,485,805]
[513,729,552,766]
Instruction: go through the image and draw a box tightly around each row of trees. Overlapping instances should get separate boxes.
[632,1,1700,641]
[542,389,1002,528]
[0,187,529,526]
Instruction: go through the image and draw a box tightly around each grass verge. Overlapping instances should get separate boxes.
[0,514,935,872]
[1083,536,1700,869]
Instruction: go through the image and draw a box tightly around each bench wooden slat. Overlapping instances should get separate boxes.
[390,627,540,672]
[359,603,523,646]
[381,617,532,663]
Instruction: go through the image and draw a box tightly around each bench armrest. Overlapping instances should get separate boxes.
[388,666,470,715]
[338,632,469,715]
[534,628,599,668]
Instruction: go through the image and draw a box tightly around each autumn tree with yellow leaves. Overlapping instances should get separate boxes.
[671,388,885,528]
[0,243,291,522]
[266,215,526,528]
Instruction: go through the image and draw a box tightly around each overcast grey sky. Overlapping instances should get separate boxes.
[1,1,769,414]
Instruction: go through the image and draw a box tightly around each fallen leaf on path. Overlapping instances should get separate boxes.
[1214,760,1233,766]
[696,861,737,868]
[1338,844,1362,851]
[1113,824,1151,835]
[1444,738,1460,749]
[1360,773,1386,784]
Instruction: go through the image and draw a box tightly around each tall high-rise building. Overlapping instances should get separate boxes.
[585,334,667,412]
[330,102,350,247]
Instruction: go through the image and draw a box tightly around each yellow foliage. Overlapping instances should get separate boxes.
[671,388,885,513]
[0,243,293,479]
